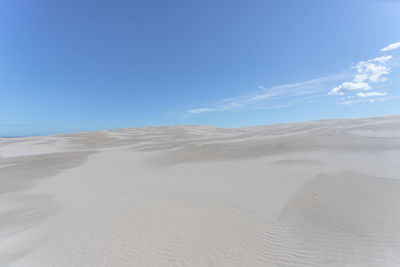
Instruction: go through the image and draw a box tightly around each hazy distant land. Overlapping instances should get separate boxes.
[1,115,400,266]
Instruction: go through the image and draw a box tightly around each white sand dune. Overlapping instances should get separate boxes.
[1,115,400,266]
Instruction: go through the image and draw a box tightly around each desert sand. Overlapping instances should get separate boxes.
[1,115,400,266]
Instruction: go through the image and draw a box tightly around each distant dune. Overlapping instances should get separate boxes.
[1,115,400,266]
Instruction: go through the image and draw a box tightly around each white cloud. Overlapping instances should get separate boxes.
[353,60,390,83]
[381,42,400,52]
[357,92,387,98]
[329,53,392,97]
[328,81,371,95]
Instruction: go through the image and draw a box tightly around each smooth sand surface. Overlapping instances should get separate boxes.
[1,115,400,266]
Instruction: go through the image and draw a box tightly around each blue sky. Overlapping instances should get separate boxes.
[1,0,400,136]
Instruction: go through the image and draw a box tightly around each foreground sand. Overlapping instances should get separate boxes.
[1,115,400,266]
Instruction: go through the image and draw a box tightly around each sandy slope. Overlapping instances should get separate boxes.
[1,115,400,266]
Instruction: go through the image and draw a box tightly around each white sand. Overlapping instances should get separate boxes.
[1,115,400,266]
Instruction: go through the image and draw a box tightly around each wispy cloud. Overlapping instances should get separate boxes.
[357,91,387,98]
[341,98,383,105]
[340,94,400,106]
[186,74,347,114]
[187,103,242,114]
[187,108,217,114]
[381,42,400,52]
[250,75,346,101]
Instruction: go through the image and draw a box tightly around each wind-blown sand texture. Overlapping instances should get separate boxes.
[1,115,400,266]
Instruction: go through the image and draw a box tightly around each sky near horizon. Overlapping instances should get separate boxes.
[1,0,400,136]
